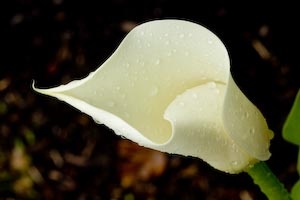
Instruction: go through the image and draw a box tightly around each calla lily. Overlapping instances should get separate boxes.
[34,19,273,173]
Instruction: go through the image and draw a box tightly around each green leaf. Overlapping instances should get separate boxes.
[291,180,300,200]
[283,90,300,145]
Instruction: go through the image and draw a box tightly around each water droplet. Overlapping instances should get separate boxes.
[172,49,177,53]
[179,33,185,38]
[207,39,213,44]
[173,118,177,123]
[249,128,255,134]
[93,118,102,124]
[120,135,127,139]
[184,51,190,56]
[165,40,170,45]
[208,82,216,89]
[115,86,120,91]
[214,89,220,94]
[188,33,193,37]
[164,33,169,37]
[234,148,239,153]
[124,112,130,118]
[176,68,182,73]
[179,102,185,106]
[107,101,115,107]
[120,94,126,99]
[149,87,158,96]
[244,112,249,118]
[231,161,238,166]
[125,63,130,68]
[192,93,198,99]
[140,31,145,35]
[146,43,151,47]
[166,51,172,56]
[155,59,161,65]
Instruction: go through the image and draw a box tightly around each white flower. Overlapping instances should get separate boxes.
[34,20,273,173]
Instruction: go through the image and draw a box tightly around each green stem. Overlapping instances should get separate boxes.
[246,161,292,200]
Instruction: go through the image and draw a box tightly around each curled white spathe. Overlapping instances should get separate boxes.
[34,20,273,173]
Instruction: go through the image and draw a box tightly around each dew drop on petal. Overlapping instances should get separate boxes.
[214,89,220,94]
[155,59,161,65]
[149,86,158,97]
[231,161,238,166]
[93,118,102,124]
[107,101,115,107]
[249,128,255,134]
[208,82,217,89]
[120,94,126,99]
[124,112,130,118]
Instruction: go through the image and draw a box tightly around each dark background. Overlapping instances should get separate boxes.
[1,0,299,199]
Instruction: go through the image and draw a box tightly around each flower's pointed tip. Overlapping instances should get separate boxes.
[32,80,43,94]
[32,80,64,98]
[32,80,52,96]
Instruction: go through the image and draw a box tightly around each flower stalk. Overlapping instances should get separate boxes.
[247,161,292,200]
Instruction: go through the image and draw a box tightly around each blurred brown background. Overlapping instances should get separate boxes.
[1,0,300,199]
